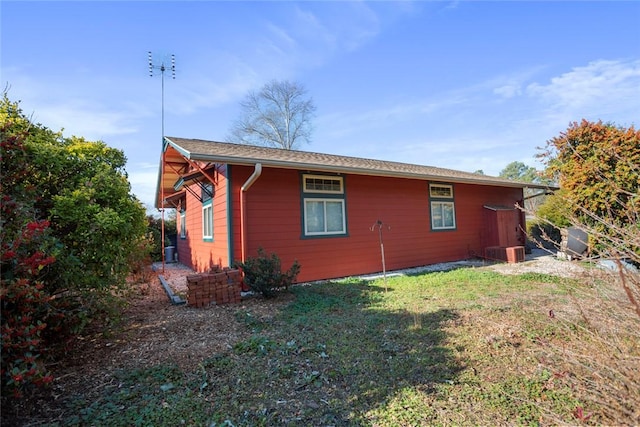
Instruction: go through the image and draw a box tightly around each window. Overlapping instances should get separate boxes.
[304,199,346,235]
[202,183,213,241]
[430,184,453,198]
[180,209,186,239]
[431,201,456,229]
[303,176,344,193]
[429,183,456,230]
[302,174,347,237]
[202,203,213,241]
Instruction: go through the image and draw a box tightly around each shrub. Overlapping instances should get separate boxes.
[234,248,300,298]
[146,215,176,262]
[1,93,148,399]
[0,130,56,397]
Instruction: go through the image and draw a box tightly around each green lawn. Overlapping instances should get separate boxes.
[57,268,639,426]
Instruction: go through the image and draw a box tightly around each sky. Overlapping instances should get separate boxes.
[2,1,639,213]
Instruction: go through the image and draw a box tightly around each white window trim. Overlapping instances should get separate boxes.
[429,183,454,199]
[430,201,456,230]
[303,198,346,236]
[303,174,344,194]
[202,202,213,240]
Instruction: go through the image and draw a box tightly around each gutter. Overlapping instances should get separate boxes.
[240,163,262,262]
[187,153,556,191]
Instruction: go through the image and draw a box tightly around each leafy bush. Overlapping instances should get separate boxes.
[1,93,148,398]
[1,129,56,397]
[146,215,176,262]
[234,248,300,298]
[536,119,639,314]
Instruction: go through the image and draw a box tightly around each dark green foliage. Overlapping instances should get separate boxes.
[499,161,542,183]
[234,248,300,298]
[1,126,57,397]
[1,94,147,398]
[146,215,176,262]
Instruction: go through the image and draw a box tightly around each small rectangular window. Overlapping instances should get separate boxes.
[202,183,213,203]
[303,175,343,194]
[180,209,186,239]
[429,184,453,198]
[202,202,213,241]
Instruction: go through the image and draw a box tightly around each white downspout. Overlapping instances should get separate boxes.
[240,163,262,262]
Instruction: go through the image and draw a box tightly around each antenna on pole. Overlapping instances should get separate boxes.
[148,51,176,139]
[148,51,176,274]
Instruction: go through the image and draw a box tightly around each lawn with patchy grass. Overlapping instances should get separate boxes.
[45,268,640,426]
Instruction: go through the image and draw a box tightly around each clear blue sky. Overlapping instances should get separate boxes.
[2,1,639,212]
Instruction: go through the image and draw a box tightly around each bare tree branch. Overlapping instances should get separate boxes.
[228,80,316,150]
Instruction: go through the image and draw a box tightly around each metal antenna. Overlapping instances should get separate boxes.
[148,51,176,274]
[148,51,176,140]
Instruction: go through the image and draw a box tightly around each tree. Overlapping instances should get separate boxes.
[228,79,316,150]
[537,119,639,315]
[538,120,639,238]
[1,94,148,398]
[498,161,541,183]
[1,114,57,397]
[498,161,551,212]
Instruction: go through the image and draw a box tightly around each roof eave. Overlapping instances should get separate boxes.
[186,152,555,190]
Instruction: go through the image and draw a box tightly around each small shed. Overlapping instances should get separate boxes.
[483,205,526,263]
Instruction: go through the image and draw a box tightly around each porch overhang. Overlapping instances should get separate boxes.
[155,140,217,209]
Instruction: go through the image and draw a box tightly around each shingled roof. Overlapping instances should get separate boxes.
[157,137,554,208]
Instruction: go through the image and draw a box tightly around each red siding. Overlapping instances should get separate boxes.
[176,166,231,273]
[226,166,524,283]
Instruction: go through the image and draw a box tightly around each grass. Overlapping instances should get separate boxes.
[51,268,639,426]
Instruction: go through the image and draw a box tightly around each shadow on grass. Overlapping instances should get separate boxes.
[42,280,464,427]
[205,279,464,426]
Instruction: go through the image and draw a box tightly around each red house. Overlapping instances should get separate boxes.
[156,137,550,283]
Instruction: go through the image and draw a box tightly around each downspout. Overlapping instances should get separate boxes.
[240,163,262,262]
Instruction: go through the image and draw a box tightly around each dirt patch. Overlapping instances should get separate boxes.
[3,265,293,426]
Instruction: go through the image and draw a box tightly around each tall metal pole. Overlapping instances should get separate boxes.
[149,52,175,274]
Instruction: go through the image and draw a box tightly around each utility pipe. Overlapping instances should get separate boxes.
[240,163,262,262]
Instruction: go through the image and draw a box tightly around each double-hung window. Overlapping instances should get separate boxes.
[202,183,213,241]
[429,183,456,230]
[180,208,186,239]
[302,174,347,237]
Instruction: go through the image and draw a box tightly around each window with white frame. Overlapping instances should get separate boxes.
[202,203,213,240]
[202,183,213,241]
[180,209,186,239]
[429,183,456,230]
[302,174,347,237]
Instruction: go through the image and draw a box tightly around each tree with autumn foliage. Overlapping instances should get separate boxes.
[538,120,639,250]
[537,119,639,316]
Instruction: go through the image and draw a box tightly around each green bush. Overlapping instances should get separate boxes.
[1,126,57,397]
[234,248,300,298]
[146,215,176,262]
[1,94,148,398]
[527,192,571,249]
